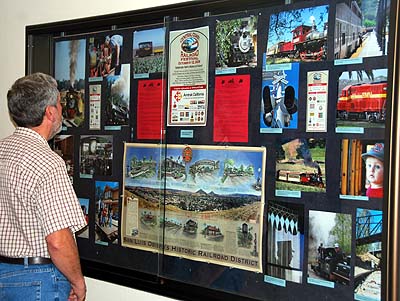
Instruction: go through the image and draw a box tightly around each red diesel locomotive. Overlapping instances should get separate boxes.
[337,81,387,123]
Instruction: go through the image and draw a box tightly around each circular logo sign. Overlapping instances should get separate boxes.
[181,37,199,53]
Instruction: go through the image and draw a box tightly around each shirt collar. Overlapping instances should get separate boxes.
[15,127,49,146]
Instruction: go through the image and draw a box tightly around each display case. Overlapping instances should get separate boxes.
[25,0,400,300]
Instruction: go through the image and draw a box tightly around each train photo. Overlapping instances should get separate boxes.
[334,1,364,59]
[266,5,328,64]
[337,81,387,123]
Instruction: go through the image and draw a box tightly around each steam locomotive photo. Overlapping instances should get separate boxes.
[267,22,328,62]
[216,16,257,68]
[266,5,329,64]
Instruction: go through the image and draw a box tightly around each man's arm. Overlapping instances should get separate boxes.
[46,228,86,301]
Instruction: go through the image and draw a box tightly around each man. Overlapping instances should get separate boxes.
[0,73,87,300]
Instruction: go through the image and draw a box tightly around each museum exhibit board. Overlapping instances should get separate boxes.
[25,0,400,300]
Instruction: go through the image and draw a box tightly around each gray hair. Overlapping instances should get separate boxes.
[7,72,59,127]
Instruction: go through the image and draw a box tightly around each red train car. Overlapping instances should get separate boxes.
[337,81,387,122]
[267,23,327,61]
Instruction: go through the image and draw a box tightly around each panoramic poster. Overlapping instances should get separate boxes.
[122,143,266,272]
[54,39,86,127]
[168,26,209,126]
[266,5,329,64]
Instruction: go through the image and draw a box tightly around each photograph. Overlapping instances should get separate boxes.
[266,200,304,284]
[54,39,86,127]
[215,16,258,69]
[95,181,119,245]
[340,139,384,200]
[260,63,299,132]
[308,210,352,286]
[266,5,328,64]
[77,198,90,239]
[88,34,123,79]
[354,208,382,301]
[105,64,130,126]
[79,135,113,177]
[336,68,387,132]
[53,134,74,182]
[334,0,390,60]
[132,27,165,75]
[276,138,326,193]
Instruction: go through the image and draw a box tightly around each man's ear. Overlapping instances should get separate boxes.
[44,105,57,122]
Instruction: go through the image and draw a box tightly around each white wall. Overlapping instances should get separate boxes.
[0,0,190,300]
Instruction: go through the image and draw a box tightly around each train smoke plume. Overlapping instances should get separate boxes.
[69,40,79,88]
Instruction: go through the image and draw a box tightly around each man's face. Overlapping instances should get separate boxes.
[365,156,384,188]
[49,94,62,139]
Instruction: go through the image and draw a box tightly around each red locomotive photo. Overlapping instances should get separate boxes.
[337,81,387,123]
[336,69,388,129]
[266,5,329,64]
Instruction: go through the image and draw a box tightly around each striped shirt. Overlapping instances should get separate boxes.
[0,127,86,258]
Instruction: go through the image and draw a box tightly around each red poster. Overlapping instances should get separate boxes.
[137,79,165,140]
[213,75,250,143]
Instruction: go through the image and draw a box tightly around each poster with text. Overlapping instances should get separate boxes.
[54,39,86,127]
[137,79,165,140]
[89,84,101,130]
[213,75,250,143]
[122,143,266,272]
[306,70,329,132]
[168,26,209,126]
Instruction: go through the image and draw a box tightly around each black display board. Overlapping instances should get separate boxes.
[25,0,400,300]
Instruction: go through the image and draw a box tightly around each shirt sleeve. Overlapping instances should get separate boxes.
[35,156,87,236]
